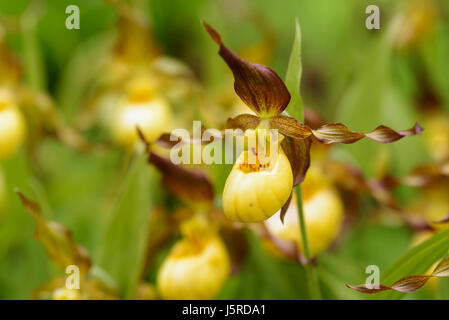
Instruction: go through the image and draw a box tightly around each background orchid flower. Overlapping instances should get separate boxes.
[0,89,26,160]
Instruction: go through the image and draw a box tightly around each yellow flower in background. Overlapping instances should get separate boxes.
[111,76,171,148]
[0,89,25,160]
[157,215,230,300]
[52,287,84,300]
[390,0,438,50]
[408,184,449,231]
[222,129,293,223]
[422,112,449,163]
[265,165,344,257]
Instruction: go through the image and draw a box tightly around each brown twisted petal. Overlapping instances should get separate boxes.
[155,121,422,150]
[347,256,449,294]
[155,131,224,149]
[226,114,260,130]
[148,151,214,205]
[203,22,291,117]
[311,122,423,144]
[281,136,311,186]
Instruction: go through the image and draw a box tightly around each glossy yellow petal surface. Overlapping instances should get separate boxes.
[112,97,171,148]
[0,104,26,161]
[222,148,293,222]
[157,235,230,300]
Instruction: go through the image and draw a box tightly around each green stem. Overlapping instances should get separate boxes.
[295,186,321,300]
[21,0,46,90]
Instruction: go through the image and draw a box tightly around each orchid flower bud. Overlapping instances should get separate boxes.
[157,215,230,300]
[111,76,171,148]
[0,90,26,160]
[222,129,293,222]
[265,165,344,256]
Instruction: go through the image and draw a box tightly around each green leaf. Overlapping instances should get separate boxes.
[98,152,156,299]
[0,152,34,259]
[21,0,46,90]
[284,18,303,123]
[371,228,449,300]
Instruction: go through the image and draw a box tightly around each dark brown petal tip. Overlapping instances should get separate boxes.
[312,122,423,144]
[280,192,293,224]
[154,130,224,149]
[203,22,290,117]
[347,256,449,294]
[226,114,260,130]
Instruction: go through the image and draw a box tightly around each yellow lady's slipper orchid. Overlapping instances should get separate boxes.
[265,165,344,256]
[111,77,171,148]
[157,215,230,300]
[0,90,26,160]
[222,129,293,222]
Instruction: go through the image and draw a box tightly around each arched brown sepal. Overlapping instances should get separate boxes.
[203,22,291,117]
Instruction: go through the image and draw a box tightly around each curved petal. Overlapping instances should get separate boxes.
[203,22,290,117]
[312,122,423,144]
[226,114,260,130]
[281,136,311,186]
[270,115,311,139]
[148,152,214,205]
